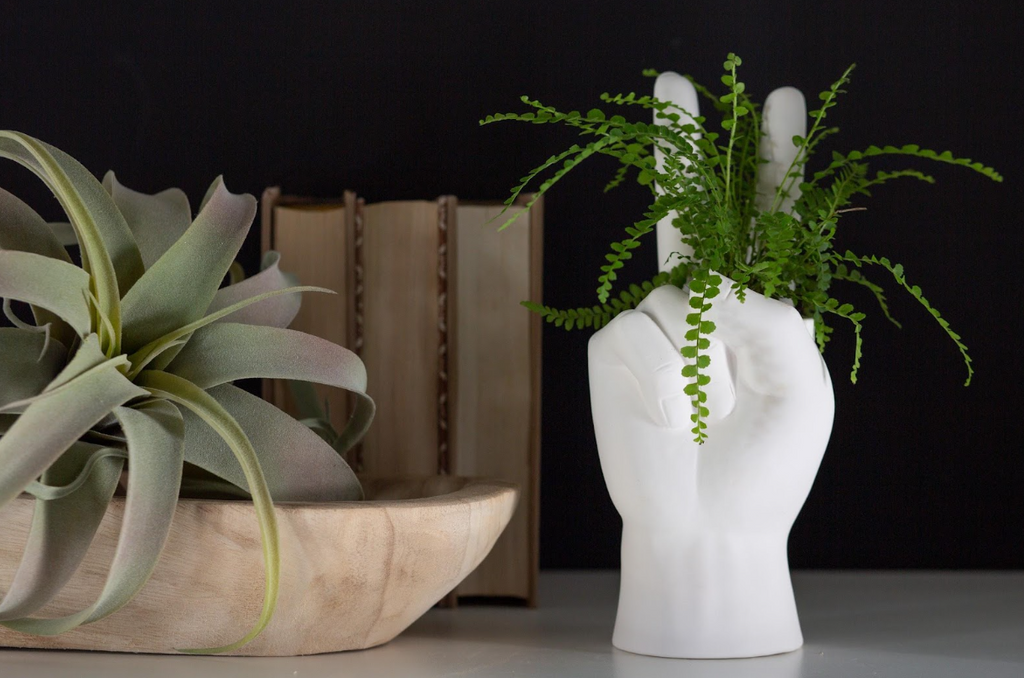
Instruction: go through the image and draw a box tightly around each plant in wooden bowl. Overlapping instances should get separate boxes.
[484,56,1000,658]
[0,131,517,655]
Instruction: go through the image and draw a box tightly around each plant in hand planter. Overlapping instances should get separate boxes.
[0,131,374,653]
[484,55,1001,443]
[485,56,1000,658]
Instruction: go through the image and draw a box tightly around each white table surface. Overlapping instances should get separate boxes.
[1,571,1022,677]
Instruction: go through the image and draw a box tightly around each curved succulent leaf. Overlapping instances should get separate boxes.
[206,251,301,328]
[198,177,221,212]
[103,172,192,269]
[120,177,256,353]
[40,334,106,393]
[0,190,76,346]
[0,187,72,263]
[228,261,246,285]
[126,285,332,378]
[0,328,67,408]
[0,355,145,509]
[168,323,365,389]
[0,402,185,634]
[179,473,252,499]
[45,222,80,248]
[145,251,301,373]
[0,442,125,621]
[133,370,278,654]
[0,131,143,346]
[166,323,374,452]
[289,379,329,422]
[177,383,362,502]
[0,250,92,338]
[24,448,127,500]
[85,403,184,621]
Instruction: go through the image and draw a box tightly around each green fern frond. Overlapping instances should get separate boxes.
[485,56,999,436]
[818,297,865,383]
[596,205,672,303]
[603,161,632,192]
[866,168,936,187]
[770,63,857,213]
[490,144,582,229]
[814,144,1003,185]
[843,252,973,385]
[681,270,721,443]
[833,264,901,329]
[523,273,673,330]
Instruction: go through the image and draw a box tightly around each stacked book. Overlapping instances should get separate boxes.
[261,188,542,605]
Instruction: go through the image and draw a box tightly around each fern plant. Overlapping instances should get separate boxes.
[484,55,1001,443]
[0,131,374,652]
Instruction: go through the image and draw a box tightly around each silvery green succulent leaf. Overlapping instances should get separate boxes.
[103,172,192,270]
[0,353,144,508]
[0,441,125,621]
[143,251,303,373]
[126,284,332,378]
[0,186,75,347]
[177,383,363,502]
[120,177,256,353]
[24,447,127,500]
[39,333,108,392]
[205,251,301,328]
[1,402,184,634]
[0,131,143,350]
[0,250,92,338]
[0,131,374,652]
[167,323,374,453]
[0,329,66,408]
[134,371,279,654]
[0,133,143,284]
[0,187,72,263]
[45,222,79,248]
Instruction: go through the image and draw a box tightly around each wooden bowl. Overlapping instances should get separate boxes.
[0,476,518,655]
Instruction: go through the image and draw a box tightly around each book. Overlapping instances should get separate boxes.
[262,189,542,605]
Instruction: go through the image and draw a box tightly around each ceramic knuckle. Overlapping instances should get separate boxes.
[658,392,694,429]
[639,284,688,312]
[587,323,619,365]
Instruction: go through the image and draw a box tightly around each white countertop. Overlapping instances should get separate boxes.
[2,571,1022,677]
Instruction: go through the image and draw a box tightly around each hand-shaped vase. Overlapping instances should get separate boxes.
[589,282,834,658]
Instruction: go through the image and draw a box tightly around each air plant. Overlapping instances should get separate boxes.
[0,131,374,653]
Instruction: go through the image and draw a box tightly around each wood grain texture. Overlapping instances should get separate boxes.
[0,478,518,656]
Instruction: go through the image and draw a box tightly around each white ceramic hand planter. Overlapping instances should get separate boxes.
[589,283,834,659]
[588,72,833,659]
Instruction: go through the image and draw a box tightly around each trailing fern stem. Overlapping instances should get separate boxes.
[484,55,1000,439]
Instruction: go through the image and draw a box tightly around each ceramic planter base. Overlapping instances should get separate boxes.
[589,283,834,659]
[0,476,517,656]
[613,529,803,658]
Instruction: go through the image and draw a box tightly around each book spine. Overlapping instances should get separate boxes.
[352,197,367,472]
[437,196,453,476]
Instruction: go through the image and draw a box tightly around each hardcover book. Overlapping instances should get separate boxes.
[261,188,542,605]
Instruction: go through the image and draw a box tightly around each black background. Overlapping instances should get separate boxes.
[2,1,1021,569]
